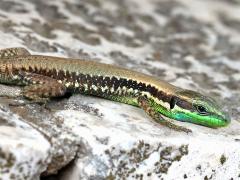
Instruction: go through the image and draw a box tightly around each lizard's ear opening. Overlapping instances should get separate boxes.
[170,96,177,109]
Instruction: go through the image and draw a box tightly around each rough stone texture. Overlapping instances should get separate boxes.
[0,0,240,179]
[0,104,50,180]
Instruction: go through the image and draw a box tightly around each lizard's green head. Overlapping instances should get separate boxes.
[170,90,230,128]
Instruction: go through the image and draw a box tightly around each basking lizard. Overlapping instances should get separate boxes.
[0,47,231,133]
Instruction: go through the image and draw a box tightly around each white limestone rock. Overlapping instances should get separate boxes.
[0,105,50,180]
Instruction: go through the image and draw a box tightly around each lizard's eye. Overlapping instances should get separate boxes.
[196,105,208,115]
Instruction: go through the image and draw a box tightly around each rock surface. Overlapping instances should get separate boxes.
[0,0,240,179]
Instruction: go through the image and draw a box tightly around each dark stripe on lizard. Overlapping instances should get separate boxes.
[15,65,192,110]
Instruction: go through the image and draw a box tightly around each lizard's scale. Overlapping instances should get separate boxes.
[2,55,179,108]
[0,48,231,133]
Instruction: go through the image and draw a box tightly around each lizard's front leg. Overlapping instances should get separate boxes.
[137,96,192,133]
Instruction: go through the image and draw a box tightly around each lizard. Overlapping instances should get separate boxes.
[0,47,231,133]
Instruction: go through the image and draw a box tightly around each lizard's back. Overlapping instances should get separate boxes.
[0,55,179,106]
[1,55,178,92]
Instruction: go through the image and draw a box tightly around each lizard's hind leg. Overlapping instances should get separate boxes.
[21,72,66,104]
[137,96,192,133]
